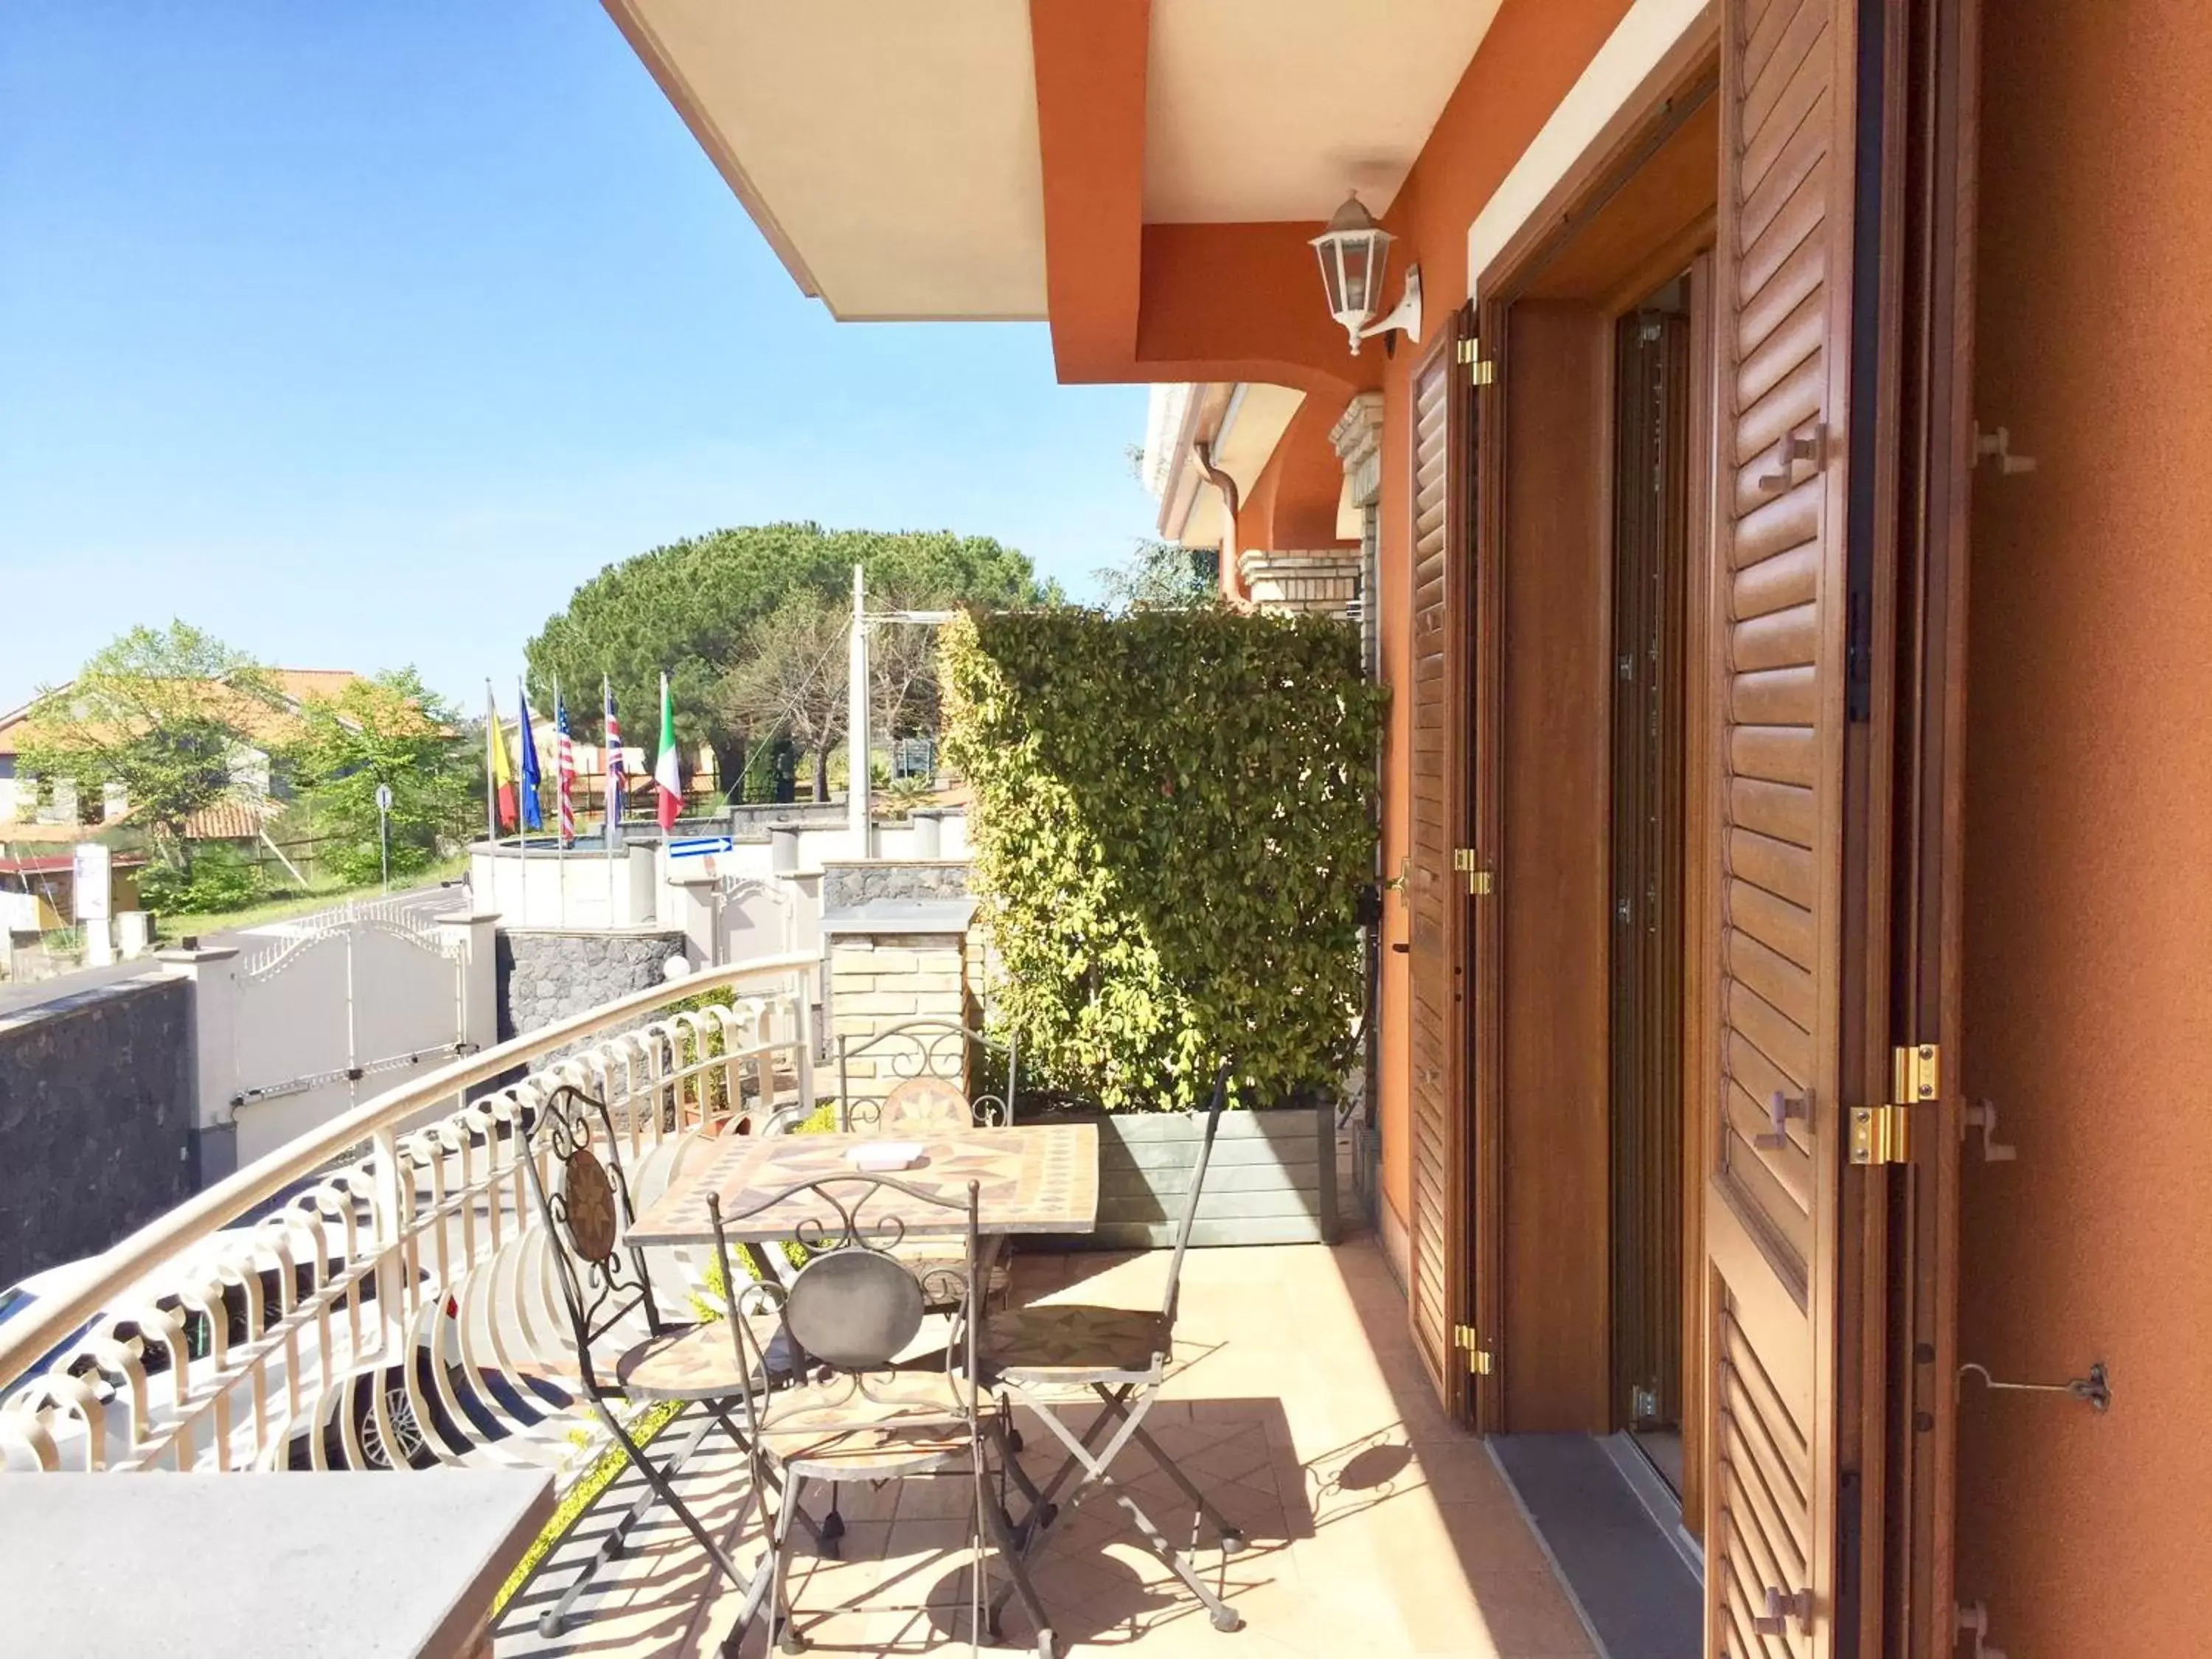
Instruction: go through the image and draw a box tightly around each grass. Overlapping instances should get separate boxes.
[151,852,470,942]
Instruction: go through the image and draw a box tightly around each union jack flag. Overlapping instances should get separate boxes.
[554,684,577,846]
[602,675,624,829]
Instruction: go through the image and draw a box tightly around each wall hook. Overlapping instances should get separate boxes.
[1975,424,2037,474]
[1956,1602,2010,1659]
[1962,1099,2017,1162]
[1958,1360,2109,1413]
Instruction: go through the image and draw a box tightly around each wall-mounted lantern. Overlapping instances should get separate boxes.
[1310,191,1422,356]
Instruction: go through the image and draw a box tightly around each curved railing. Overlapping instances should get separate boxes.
[0,952,818,1474]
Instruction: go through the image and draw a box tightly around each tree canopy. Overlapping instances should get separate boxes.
[524,523,1056,793]
[15,622,284,863]
[291,669,476,883]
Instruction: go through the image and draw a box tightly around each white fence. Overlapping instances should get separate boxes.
[0,953,815,1478]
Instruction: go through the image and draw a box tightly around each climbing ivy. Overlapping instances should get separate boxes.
[941,607,1385,1111]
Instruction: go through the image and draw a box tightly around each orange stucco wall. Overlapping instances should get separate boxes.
[1958,1,2212,1650]
[1026,0,1637,1244]
[1366,0,1637,1237]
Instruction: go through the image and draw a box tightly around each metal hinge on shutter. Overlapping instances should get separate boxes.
[1851,1045,1940,1164]
[1452,848,1494,895]
[1452,1325,1495,1375]
[1453,336,1497,385]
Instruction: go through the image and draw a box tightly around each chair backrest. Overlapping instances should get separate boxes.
[520,1084,665,1397]
[835,1016,1020,1132]
[710,1171,983,1440]
[1161,1060,1236,1330]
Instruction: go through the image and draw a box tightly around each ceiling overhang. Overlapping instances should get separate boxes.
[602,0,1049,320]
[606,0,1506,338]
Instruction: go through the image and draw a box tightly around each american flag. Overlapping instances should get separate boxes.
[554,684,577,846]
[602,675,624,829]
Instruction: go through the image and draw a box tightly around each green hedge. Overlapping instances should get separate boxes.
[941,607,1384,1111]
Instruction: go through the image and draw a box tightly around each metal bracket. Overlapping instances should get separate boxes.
[1451,1325,1495,1375]
[1452,848,1494,896]
[1958,1360,2110,1413]
[1975,423,2037,474]
[1753,1586,1813,1636]
[1756,421,1827,493]
[1956,1602,2011,1659]
[1753,1089,1807,1152]
[1963,1099,2018,1162]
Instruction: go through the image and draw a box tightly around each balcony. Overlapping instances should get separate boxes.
[0,960,1602,1659]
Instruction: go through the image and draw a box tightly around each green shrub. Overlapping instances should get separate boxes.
[941,607,1384,1111]
[137,845,267,915]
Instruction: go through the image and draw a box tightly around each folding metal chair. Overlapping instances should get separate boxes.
[520,1084,797,1650]
[980,1060,1246,1658]
[712,1169,992,1655]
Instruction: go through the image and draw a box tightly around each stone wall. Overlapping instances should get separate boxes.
[495,927,690,1040]
[0,975,196,1284]
[819,861,970,908]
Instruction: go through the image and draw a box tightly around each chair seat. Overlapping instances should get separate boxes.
[614,1323,751,1402]
[759,1374,978,1479]
[984,1305,1171,1387]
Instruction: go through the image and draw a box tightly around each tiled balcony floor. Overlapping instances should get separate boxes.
[496,1239,1596,1659]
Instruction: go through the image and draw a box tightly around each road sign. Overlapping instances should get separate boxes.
[669,835,735,859]
[375,783,394,813]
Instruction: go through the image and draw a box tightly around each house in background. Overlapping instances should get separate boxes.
[605,1,2210,1654]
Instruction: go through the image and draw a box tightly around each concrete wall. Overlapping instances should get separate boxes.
[0,975,195,1285]
[495,928,689,1040]
[1956,4,2212,1652]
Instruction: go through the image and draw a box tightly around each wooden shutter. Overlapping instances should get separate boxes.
[1406,321,1471,1411]
[1701,0,1860,1651]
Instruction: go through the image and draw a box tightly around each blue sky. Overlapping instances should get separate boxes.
[0,2,1156,714]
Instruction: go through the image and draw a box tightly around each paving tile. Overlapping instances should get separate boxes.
[495,1237,1630,1659]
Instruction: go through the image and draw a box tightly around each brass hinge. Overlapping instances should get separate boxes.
[1452,1325,1495,1375]
[1453,337,1497,384]
[1452,848,1494,896]
[1850,1045,1940,1165]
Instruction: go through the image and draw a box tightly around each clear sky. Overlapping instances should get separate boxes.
[0,3,1158,714]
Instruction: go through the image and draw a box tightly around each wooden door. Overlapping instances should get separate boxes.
[1405,318,1474,1413]
[1700,0,1863,1649]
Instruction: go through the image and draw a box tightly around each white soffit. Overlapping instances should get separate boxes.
[1466,0,1714,298]
[615,0,1047,320]
[1144,0,1505,223]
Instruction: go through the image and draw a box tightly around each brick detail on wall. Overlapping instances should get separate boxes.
[829,931,970,1101]
[1236,549,1363,619]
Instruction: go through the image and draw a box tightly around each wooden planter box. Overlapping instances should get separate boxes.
[1029,1098,1338,1249]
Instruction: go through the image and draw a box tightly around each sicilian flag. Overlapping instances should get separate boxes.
[653,672,681,832]
[516,678,544,832]
[484,680,516,832]
[602,675,625,829]
[554,679,577,846]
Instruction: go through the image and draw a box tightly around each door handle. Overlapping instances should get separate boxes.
[1753,1089,1806,1151]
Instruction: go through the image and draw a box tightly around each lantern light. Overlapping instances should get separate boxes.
[1310,191,1422,356]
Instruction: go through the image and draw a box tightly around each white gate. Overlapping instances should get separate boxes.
[230,900,470,1165]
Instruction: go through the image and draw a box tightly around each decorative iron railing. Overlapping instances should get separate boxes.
[0,952,818,1476]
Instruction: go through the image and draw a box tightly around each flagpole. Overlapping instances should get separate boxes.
[517,675,535,929]
[603,672,618,926]
[482,679,497,849]
[552,674,568,928]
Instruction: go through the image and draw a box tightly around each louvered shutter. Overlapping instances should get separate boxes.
[1701,0,1859,1652]
[1406,324,1470,1410]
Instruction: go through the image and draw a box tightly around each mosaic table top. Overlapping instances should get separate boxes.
[628,1124,1099,1246]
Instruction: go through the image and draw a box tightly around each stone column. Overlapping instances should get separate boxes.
[157,944,242,1186]
[1235,548,1364,617]
[827,922,973,1110]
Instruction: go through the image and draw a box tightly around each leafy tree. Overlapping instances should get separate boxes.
[291,669,473,884]
[714,591,849,801]
[524,524,1056,799]
[1096,538,1222,612]
[15,622,282,868]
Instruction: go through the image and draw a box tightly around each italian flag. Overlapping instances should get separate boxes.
[653,672,682,832]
